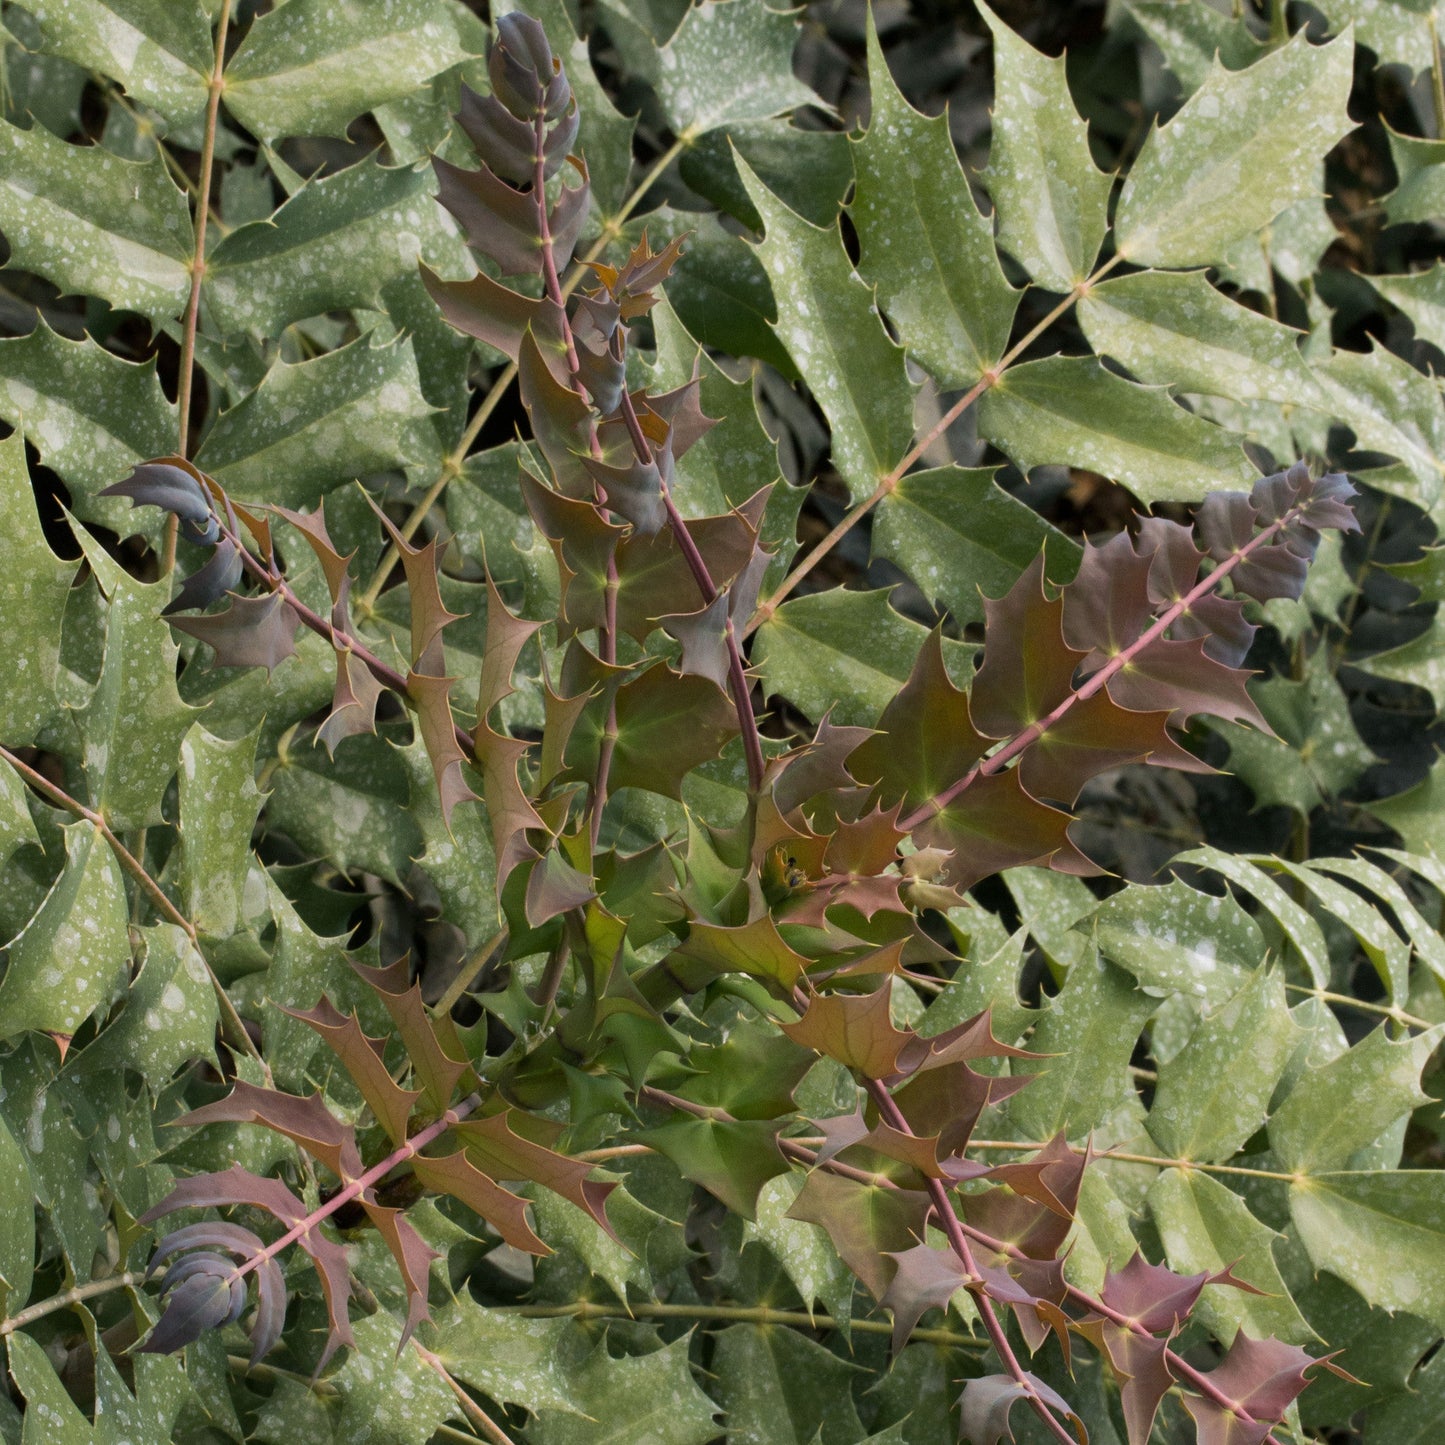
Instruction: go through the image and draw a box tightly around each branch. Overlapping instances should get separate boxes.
[900,499,1313,832]
[0,744,263,1071]
[167,0,233,575]
[742,255,1122,638]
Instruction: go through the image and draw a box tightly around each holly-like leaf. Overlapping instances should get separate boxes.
[780,985,913,1080]
[0,323,176,532]
[1124,1,1267,94]
[786,1167,932,1300]
[223,0,473,141]
[70,559,201,830]
[978,0,1112,292]
[0,432,72,742]
[959,1372,1085,1445]
[1092,878,1263,1004]
[73,923,218,1090]
[205,152,472,336]
[757,590,975,733]
[0,116,191,322]
[170,592,302,673]
[1183,1333,1329,1441]
[1007,952,1154,1142]
[1148,1169,1313,1347]
[0,821,130,1043]
[651,0,817,136]
[1147,968,1297,1163]
[851,16,1017,389]
[1115,29,1355,269]
[194,337,436,509]
[13,0,212,124]
[1079,268,1329,409]
[977,356,1255,504]
[871,466,1080,630]
[737,158,916,504]
[1269,1024,1443,1174]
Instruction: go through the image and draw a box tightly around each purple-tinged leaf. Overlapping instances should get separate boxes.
[284,997,421,1146]
[139,1264,245,1357]
[1075,1318,1176,1445]
[100,456,218,544]
[880,1243,972,1353]
[162,538,243,616]
[959,1372,1085,1445]
[270,503,353,604]
[178,1080,366,1184]
[479,571,542,725]
[358,1202,439,1347]
[169,592,301,672]
[659,593,731,689]
[410,1150,547,1254]
[785,1168,932,1299]
[421,263,566,361]
[474,716,545,888]
[780,985,912,1079]
[1187,1332,1334,1434]
[525,846,598,926]
[357,959,473,1115]
[972,556,1087,740]
[407,669,479,832]
[458,1109,616,1229]
[489,13,571,124]
[1098,1252,1220,1335]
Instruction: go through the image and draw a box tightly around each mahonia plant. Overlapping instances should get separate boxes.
[100,16,1361,1444]
[9,3,1445,1443]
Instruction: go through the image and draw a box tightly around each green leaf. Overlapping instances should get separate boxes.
[1289,1170,1445,1333]
[736,158,917,504]
[1366,755,1445,856]
[1216,644,1377,818]
[977,0,1111,293]
[1383,121,1445,226]
[0,324,176,531]
[1311,344,1445,508]
[976,356,1254,505]
[223,0,473,141]
[652,0,817,137]
[1115,30,1355,268]
[0,821,129,1042]
[0,1113,35,1311]
[397,732,498,949]
[71,563,200,831]
[430,1296,591,1416]
[1079,269,1328,408]
[69,922,217,1089]
[0,432,72,742]
[0,117,191,322]
[742,1172,855,1323]
[1362,614,1445,713]
[710,1324,866,1444]
[1006,951,1154,1141]
[204,153,472,336]
[642,208,795,375]
[1173,845,1330,988]
[529,1334,721,1445]
[642,1116,791,1218]
[1367,263,1445,354]
[176,723,263,939]
[267,732,422,889]
[1269,1024,1443,1174]
[1364,1345,1445,1444]
[330,1309,453,1445]
[851,15,1018,388]
[1146,969,1297,1162]
[194,336,435,508]
[1308,0,1433,75]
[13,0,211,124]
[753,588,974,729]
[7,1332,93,1443]
[871,466,1079,628]
[1124,1,1267,94]
[1147,1169,1313,1346]
[682,119,852,232]
[1091,877,1264,1003]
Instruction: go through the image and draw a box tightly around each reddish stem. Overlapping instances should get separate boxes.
[233,1093,482,1287]
[901,506,1302,832]
[619,389,766,791]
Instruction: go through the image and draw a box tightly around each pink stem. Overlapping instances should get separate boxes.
[901,507,1301,832]
[233,1094,482,1285]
